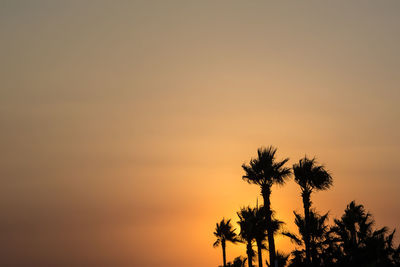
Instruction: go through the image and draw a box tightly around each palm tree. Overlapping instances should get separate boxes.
[293,156,332,265]
[274,251,289,267]
[253,206,268,267]
[237,207,256,267]
[214,218,239,267]
[334,201,371,253]
[284,210,332,267]
[242,146,291,267]
[330,201,400,266]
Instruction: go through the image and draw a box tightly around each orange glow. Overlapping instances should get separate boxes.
[1,1,399,266]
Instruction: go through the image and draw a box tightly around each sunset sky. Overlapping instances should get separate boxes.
[1,1,400,266]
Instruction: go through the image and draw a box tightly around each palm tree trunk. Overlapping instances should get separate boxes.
[302,191,311,266]
[247,242,253,267]
[222,240,227,267]
[262,186,276,267]
[257,240,263,267]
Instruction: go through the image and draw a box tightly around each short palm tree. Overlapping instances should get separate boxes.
[242,146,291,267]
[284,210,331,266]
[274,251,289,267]
[253,206,268,267]
[292,156,332,265]
[237,207,256,267]
[214,218,239,267]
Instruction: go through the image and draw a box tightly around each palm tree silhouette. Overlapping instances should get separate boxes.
[274,251,289,267]
[223,256,248,267]
[284,210,332,266]
[242,146,291,267]
[330,201,400,266]
[293,156,332,265]
[214,218,239,267]
[237,207,257,267]
[214,147,400,267]
[254,206,276,267]
[331,201,372,265]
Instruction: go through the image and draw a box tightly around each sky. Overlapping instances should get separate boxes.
[1,1,400,266]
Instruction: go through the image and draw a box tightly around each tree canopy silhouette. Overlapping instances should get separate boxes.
[213,146,399,267]
[237,207,257,267]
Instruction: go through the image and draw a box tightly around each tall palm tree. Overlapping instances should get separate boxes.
[214,218,239,267]
[242,146,291,267]
[292,156,332,266]
[237,207,256,267]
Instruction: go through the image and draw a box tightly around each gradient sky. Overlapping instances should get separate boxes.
[1,1,400,266]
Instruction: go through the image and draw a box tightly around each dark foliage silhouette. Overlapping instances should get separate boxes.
[293,157,332,265]
[237,207,257,267]
[271,251,289,267]
[221,256,247,267]
[253,207,268,267]
[213,146,399,267]
[236,205,284,267]
[284,203,400,267]
[284,210,335,267]
[214,218,240,267]
[242,146,291,267]
[330,201,400,267]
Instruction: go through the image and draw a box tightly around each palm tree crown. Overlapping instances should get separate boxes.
[293,156,332,195]
[242,146,291,188]
[214,219,238,247]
